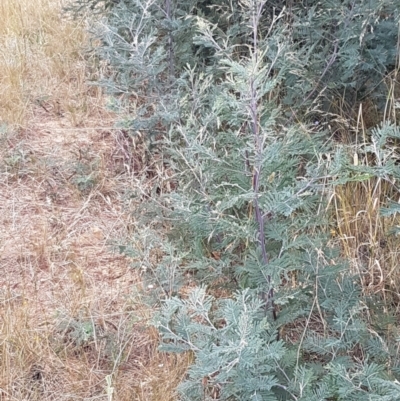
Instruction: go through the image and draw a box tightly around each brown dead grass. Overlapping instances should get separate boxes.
[0,1,189,400]
[331,96,400,306]
[333,178,400,303]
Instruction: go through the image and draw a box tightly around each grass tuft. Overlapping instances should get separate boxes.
[332,75,400,307]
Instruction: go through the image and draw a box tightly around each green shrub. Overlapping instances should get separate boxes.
[70,0,400,399]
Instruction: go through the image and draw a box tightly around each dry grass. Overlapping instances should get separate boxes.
[0,0,95,127]
[334,180,400,296]
[331,87,400,307]
[0,1,190,400]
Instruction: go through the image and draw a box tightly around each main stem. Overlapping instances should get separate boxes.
[249,1,276,320]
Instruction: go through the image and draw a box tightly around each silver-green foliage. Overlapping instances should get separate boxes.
[155,282,400,400]
[70,0,400,399]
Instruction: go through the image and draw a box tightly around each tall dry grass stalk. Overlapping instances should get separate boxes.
[0,1,190,400]
[332,82,400,309]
